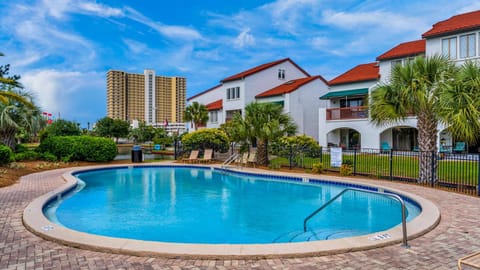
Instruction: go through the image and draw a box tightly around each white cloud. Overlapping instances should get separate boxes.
[234,29,256,48]
[123,7,202,40]
[123,39,148,54]
[78,2,124,17]
[21,69,104,117]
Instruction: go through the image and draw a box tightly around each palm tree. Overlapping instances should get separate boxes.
[370,55,480,183]
[231,102,296,166]
[183,102,208,131]
[0,89,41,149]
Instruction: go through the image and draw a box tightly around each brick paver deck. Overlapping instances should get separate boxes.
[1,167,480,269]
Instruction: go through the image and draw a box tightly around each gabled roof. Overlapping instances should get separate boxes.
[255,76,327,98]
[422,10,480,38]
[329,63,380,86]
[221,58,310,83]
[187,84,222,101]
[205,99,222,111]
[376,40,426,61]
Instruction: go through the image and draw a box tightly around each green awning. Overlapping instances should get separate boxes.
[319,88,368,99]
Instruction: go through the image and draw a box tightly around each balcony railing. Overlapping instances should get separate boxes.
[326,106,368,120]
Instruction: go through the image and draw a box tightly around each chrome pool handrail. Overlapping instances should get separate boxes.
[303,187,409,248]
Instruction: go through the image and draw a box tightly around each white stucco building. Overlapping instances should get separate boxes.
[187,58,328,140]
[318,10,480,152]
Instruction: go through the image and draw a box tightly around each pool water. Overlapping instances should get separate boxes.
[45,166,420,244]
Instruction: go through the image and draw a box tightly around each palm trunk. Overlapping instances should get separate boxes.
[256,139,268,166]
[0,126,17,150]
[417,111,438,184]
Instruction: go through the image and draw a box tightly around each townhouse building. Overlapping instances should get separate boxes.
[318,10,480,152]
[187,58,329,140]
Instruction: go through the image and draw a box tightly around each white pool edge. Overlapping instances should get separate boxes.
[23,163,441,259]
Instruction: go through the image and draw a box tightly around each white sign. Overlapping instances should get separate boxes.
[330,147,342,167]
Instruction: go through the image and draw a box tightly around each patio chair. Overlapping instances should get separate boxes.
[458,251,480,270]
[236,152,249,167]
[381,142,391,153]
[453,142,466,154]
[247,150,256,167]
[199,149,213,163]
[182,150,199,163]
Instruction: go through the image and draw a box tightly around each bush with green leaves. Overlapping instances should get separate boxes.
[39,119,82,141]
[38,136,117,162]
[181,128,229,153]
[311,162,325,174]
[274,135,322,158]
[14,150,40,161]
[0,145,13,164]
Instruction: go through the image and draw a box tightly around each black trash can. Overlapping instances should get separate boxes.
[131,145,143,162]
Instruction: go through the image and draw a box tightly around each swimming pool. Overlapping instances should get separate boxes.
[44,165,420,244]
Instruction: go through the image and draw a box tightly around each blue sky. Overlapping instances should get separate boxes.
[1,0,479,127]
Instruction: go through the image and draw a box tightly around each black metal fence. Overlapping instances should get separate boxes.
[273,147,480,196]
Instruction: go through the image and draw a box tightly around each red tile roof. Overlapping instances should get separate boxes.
[221,58,310,83]
[255,76,327,98]
[329,63,379,86]
[422,10,480,38]
[205,99,222,111]
[376,40,426,61]
[187,84,222,101]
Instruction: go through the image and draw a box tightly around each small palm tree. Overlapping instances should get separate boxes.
[370,55,480,183]
[183,102,208,131]
[231,102,296,166]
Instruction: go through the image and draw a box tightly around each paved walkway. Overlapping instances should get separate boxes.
[1,167,480,269]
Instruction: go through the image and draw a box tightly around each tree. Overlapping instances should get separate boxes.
[370,55,480,183]
[40,119,81,141]
[0,54,42,149]
[95,117,130,143]
[230,102,296,166]
[129,121,156,143]
[183,102,208,131]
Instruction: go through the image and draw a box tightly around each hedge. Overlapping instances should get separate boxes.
[38,136,118,162]
[0,145,13,165]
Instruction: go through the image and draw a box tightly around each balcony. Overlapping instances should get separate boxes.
[326,106,368,120]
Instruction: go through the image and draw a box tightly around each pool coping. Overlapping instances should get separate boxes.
[23,163,441,259]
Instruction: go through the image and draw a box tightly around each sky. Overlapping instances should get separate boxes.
[1,0,480,128]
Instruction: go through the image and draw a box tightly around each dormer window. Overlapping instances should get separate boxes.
[278,69,285,80]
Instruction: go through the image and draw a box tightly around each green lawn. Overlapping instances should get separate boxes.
[270,153,479,186]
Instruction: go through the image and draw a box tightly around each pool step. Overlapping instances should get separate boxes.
[272,229,362,243]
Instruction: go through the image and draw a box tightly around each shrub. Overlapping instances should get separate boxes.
[312,162,325,174]
[42,152,58,162]
[0,145,13,165]
[38,136,117,162]
[14,144,29,153]
[14,150,40,161]
[181,128,229,153]
[275,135,322,158]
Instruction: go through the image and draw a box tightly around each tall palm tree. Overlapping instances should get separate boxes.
[370,55,480,183]
[183,102,208,131]
[232,102,296,166]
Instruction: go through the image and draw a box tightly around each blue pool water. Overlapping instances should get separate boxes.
[45,166,421,244]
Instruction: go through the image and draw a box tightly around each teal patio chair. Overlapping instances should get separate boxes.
[453,142,466,154]
[381,141,391,153]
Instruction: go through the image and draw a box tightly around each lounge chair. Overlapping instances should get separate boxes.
[236,152,249,167]
[247,151,256,167]
[453,142,466,154]
[183,150,199,163]
[199,149,213,163]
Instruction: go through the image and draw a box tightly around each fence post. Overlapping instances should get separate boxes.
[353,148,357,176]
[289,145,293,170]
[389,150,393,181]
[430,151,435,187]
[477,154,480,197]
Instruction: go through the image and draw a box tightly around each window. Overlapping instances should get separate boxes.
[442,37,457,59]
[226,87,240,100]
[278,69,285,80]
[209,111,218,123]
[460,33,476,58]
